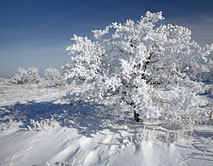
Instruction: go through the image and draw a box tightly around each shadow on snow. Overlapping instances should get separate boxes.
[0,100,130,137]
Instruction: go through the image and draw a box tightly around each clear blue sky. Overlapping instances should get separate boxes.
[0,0,213,78]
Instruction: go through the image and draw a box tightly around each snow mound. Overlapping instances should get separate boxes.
[0,82,213,166]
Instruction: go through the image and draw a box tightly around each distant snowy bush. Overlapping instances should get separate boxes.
[0,77,6,83]
[64,11,213,127]
[11,67,40,84]
[44,67,66,87]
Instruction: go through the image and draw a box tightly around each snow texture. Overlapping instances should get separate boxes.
[0,80,213,166]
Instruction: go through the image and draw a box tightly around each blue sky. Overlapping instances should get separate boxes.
[0,0,213,78]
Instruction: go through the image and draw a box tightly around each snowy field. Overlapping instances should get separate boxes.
[0,79,213,166]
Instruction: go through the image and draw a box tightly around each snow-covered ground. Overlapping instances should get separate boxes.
[0,80,213,166]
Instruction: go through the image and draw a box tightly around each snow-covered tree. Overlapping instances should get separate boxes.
[11,67,40,84]
[44,67,66,87]
[64,11,213,126]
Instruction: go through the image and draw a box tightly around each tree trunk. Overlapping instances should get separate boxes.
[134,110,140,122]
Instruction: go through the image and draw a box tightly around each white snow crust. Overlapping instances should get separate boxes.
[0,81,212,166]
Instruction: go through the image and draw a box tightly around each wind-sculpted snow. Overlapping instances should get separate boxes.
[0,82,213,166]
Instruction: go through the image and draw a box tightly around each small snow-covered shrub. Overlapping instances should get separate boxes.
[27,118,59,131]
[11,67,40,84]
[0,77,6,82]
[44,67,66,87]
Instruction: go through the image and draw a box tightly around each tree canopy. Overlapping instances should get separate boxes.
[63,11,213,127]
